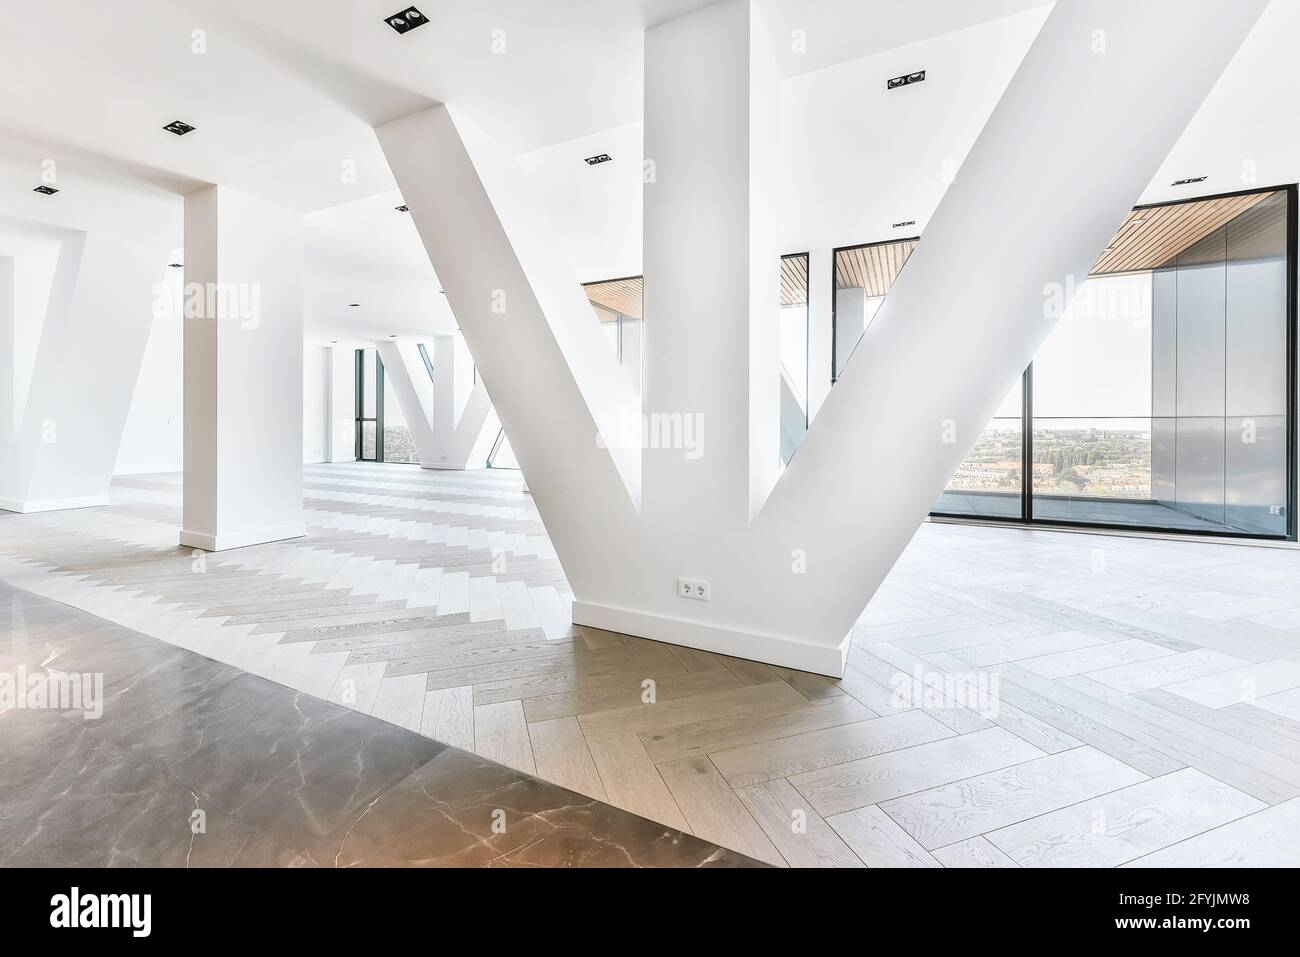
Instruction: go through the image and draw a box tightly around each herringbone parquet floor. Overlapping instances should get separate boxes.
[3,462,1300,867]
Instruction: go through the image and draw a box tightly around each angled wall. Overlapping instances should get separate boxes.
[378,0,1266,675]
[1,229,163,512]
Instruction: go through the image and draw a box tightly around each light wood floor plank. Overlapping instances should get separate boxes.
[709,711,954,789]
[658,757,785,867]
[420,685,474,750]
[826,805,940,868]
[931,836,1019,868]
[528,716,608,802]
[735,778,864,868]
[880,746,1148,849]
[1121,796,1300,867]
[473,700,536,775]
[987,768,1266,867]
[790,727,1046,816]
[639,695,878,764]
[586,734,690,833]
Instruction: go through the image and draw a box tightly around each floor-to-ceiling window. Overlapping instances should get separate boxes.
[355,347,381,461]
[780,253,810,464]
[354,346,417,465]
[833,187,1296,541]
[832,237,919,382]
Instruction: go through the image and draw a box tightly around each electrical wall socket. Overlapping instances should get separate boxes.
[677,577,710,601]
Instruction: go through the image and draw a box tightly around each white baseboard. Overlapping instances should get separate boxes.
[179,522,306,552]
[571,600,851,678]
[0,495,111,514]
[420,463,468,470]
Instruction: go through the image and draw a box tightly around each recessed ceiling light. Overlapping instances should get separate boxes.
[348,303,361,307]
[33,185,58,195]
[887,70,926,91]
[584,154,612,166]
[892,220,915,229]
[389,334,397,338]
[168,262,184,268]
[163,120,195,136]
[385,6,427,34]
[1172,176,1206,186]
[395,204,410,212]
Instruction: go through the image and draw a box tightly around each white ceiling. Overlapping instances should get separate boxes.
[3,0,1296,347]
[304,190,457,343]
[0,0,1050,213]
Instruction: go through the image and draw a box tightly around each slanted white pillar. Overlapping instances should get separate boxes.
[379,0,1264,676]
[0,231,161,512]
[376,105,642,595]
[377,337,493,470]
[832,286,865,382]
[180,186,305,551]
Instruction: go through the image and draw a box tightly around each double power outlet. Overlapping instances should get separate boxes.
[677,577,710,601]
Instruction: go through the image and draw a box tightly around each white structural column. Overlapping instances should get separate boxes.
[742,0,1269,671]
[181,186,305,551]
[376,107,642,595]
[0,230,161,512]
[377,337,494,470]
[380,0,1264,676]
[642,0,781,530]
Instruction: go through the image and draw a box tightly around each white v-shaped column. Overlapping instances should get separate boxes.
[377,0,1267,676]
[377,337,494,470]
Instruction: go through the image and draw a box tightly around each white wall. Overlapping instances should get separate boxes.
[115,309,182,475]
[302,343,329,464]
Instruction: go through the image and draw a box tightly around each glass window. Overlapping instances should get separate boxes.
[933,376,1025,519]
[780,253,810,465]
[584,277,644,394]
[833,188,1292,540]
[832,238,917,381]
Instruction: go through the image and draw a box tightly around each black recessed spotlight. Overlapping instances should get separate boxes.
[886,70,925,91]
[168,262,184,269]
[348,303,361,308]
[584,153,612,166]
[389,334,397,338]
[892,220,916,229]
[1172,176,1207,186]
[163,120,195,136]
[395,204,409,212]
[33,185,58,195]
[385,6,427,34]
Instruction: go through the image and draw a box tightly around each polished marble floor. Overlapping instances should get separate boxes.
[0,581,755,867]
[2,464,1300,867]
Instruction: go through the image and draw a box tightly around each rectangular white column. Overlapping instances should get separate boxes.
[181,186,305,551]
[643,0,781,527]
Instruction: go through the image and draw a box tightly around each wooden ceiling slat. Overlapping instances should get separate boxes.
[1091,192,1273,275]
[584,277,644,320]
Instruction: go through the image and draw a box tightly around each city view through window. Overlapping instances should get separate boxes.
[840,188,1291,538]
